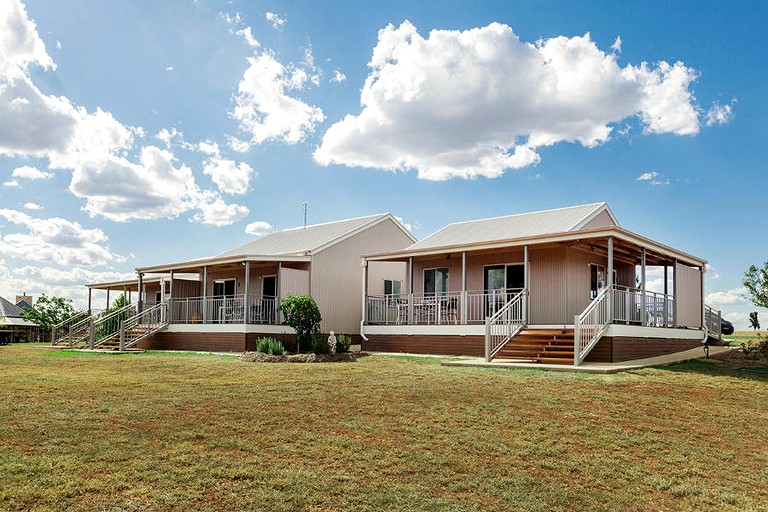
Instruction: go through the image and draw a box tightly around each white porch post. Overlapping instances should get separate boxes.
[169,270,174,323]
[202,266,208,324]
[607,237,614,323]
[408,257,414,324]
[640,247,647,326]
[523,245,530,324]
[138,273,144,313]
[700,265,706,329]
[276,262,282,324]
[361,259,368,327]
[672,259,678,327]
[244,261,250,324]
[87,288,92,314]
[461,251,467,324]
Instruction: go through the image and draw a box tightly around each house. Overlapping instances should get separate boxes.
[361,203,721,365]
[0,296,39,343]
[56,213,415,352]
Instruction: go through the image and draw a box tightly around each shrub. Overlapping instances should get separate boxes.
[336,334,351,353]
[256,337,284,356]
[310,336,329,355]
[278,295,322,352]
[741,336,768,360]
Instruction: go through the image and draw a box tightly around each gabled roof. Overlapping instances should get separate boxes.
[406,203,616,251]
[218,213,415,258]
[15,300,33,310]
[0,296,24,319]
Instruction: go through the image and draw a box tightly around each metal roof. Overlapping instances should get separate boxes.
[217,213,408,257]
[0,296,24,319]
[406,203,615,251]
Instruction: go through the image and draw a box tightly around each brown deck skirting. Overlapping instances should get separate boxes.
[585,336,702,363]
[138,332,356,353]
[363,334,485,357]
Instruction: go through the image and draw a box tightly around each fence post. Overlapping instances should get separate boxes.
[119,320,125,352]
[573,315,581,366]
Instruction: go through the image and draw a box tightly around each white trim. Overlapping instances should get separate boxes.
[422,266,450,295]
[605,324,704,340]
[363,324,486,336]
[166,324,296,334]
[136,254,310,274]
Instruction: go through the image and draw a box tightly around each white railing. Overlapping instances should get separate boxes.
[119,301,170,350]
[365,288,524,326]
[484,289,527,362]
[167,294,279,324]
[704,305,722,341]
[574,285,612,365]
[91,303,138,348]
[612,285,675,327]
[51,310,88,346]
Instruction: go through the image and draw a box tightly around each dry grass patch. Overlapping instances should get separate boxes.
[0,344,766,511]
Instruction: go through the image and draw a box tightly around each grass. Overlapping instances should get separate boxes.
[1,344,766,511]
[723,330,766,346]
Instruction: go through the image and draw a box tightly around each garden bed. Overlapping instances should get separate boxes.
[240,351,368,363]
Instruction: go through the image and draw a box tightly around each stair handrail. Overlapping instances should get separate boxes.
[574,284,613,366]
[119,301,169,350]
[484,289,527,362]
[704,304,721,342]
[91,303,137,348]
[51,310,88,345]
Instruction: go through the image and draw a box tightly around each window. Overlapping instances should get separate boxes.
[424,268,449,295]
[590,264,606,299]
[213,279,236,297]
[384,279,402,296]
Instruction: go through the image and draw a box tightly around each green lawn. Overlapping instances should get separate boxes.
[723,330,766,346]
[1,344,766,511]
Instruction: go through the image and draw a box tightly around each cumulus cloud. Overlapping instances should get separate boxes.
[3,180,19,187]
[237,26,260,48]
[265,12,285,29]
[705,100,735,126]
[315,21,710,180]
[202,156,254,195]
[636,171,669,186]
[244,220,272,236]
[636,172,659,181]
[22,202,41,210]
[232,51,325,144]
[12,165,52,180]
[0,209,120,266]
[330,69,347,84]
[192,198,250,227]
[705,287,748,307]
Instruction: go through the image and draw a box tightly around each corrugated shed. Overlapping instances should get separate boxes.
[406,203,611,251]
[218,214,396,257]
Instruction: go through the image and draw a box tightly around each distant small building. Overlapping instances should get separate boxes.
[0,296,39,343]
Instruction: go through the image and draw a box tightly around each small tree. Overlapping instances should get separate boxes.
[749,312,760,332]
[20,294,76,333]
[278,295,322,352]
[743,262,768,309]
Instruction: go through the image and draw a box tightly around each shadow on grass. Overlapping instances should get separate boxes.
[44,349,138,358]
[657,358,768,381]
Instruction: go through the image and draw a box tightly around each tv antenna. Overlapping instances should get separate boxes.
[302,201,308,229]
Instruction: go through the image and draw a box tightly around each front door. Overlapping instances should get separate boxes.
[484,264,525,315]
[262,275,277,323]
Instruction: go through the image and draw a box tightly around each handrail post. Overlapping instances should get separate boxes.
[67,325,73,347]
[484,317,491,362]
[119,320,125,352]
[88,316,95,350]
[408,293,414,325]
[573,314,581,366]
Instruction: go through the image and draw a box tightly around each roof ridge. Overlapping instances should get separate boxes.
[437,202,606,229]
[275,213,389,234]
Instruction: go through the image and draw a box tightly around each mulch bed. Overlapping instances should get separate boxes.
[240,351,369,363]
[704,347,768,369]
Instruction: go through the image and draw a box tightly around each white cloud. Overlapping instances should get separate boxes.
[265,12,285,29]
[705,100,735,126]
[330,69,347,84]
[12,165,52,180]
[154,127,181,149]
[315,22,707,180]
[636,172,659,181]
[244,220,272,236]
[202,156,254,195]
[705,287,748,307]
[705,263,720,279]
[55,40,61,50]
[610,36,622,53]
[197,140,220,156]
[166,65,174,72]
[0,0,55,72]
[22,202,41,210]
[393,215,413,232]
[192,198,249,226]
[236,27,260,48]
[3,180,19,187]
[0,209,120,266]
[232,51,325,144]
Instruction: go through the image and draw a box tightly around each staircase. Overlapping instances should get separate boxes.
[95,325,160,351]
[493,327,575,364]
[93,301,170,351]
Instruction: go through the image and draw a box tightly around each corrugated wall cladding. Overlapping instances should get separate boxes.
[311,219,415,335]
[411,255,463,294]
[580,210,616,230]
[529,247,568,324]
[204,262,310,297]
[145,279,201,301]
[280,268,309,297]
[676,262,702,328]
[368,261,408,295]
[465,249,525,291]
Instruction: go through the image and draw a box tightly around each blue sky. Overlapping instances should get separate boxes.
[0,0,765,328]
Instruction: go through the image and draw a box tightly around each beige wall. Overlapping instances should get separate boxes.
[367,261,408,295]
[675,262,702,328]
[580,210,616,230]
[204,262,310,297]
[312,219,415,334]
